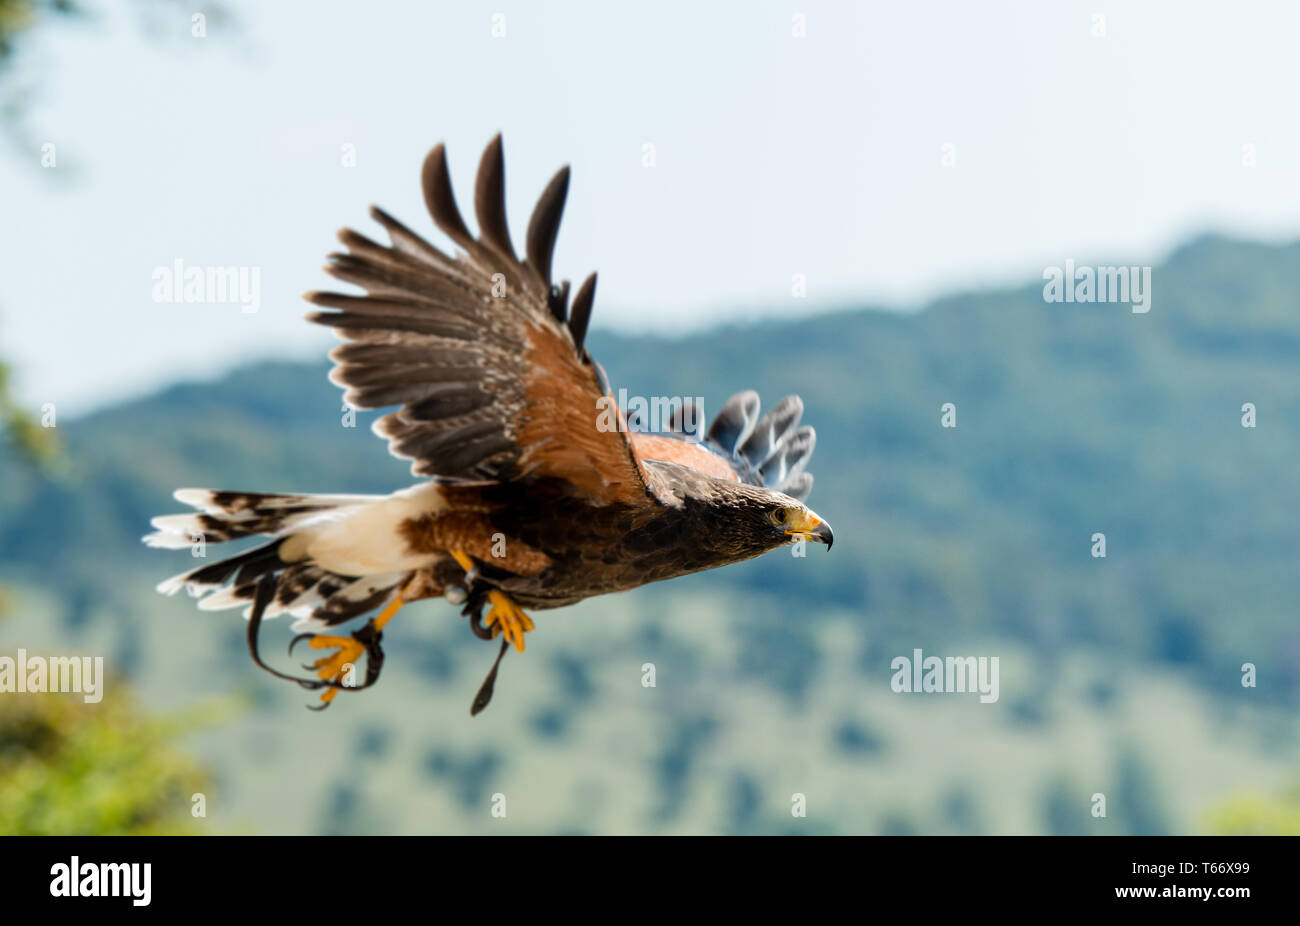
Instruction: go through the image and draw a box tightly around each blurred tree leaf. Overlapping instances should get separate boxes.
[0,687,236,834]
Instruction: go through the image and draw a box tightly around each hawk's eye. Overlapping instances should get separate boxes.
[770,508,789,526]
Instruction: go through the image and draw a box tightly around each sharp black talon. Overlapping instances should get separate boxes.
[352,619,382,648]
[461,588,496,640]
[468,606,495,640]
[246,580,389,699]
[358,623,385,688]
[306,700,331,712]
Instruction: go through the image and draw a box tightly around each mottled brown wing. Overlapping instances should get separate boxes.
[305,135,649,507]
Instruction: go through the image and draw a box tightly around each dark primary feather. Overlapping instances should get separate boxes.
[421,144,476,253]
[473,135,517,262]
[568,272,597,354]
[526,166,570,289]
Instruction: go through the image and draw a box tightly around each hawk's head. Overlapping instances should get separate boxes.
[658,471,834,568]
[713,481,833,556]
[764,496,834,550]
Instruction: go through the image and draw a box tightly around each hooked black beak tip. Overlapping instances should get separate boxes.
[814,521,834,551]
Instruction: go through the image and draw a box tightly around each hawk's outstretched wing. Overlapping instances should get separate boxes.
[306,135,648,507]
[306,135,816,509]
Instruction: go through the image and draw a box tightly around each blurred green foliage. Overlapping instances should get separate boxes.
[1209,785,1300,835]
[0,360,59,468]
[0,689,215,834]
[0,0,249,838]
[0,366,221,835]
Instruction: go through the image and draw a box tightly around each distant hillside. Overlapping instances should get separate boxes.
[3,233,1299,834]
[4,234,1298,700]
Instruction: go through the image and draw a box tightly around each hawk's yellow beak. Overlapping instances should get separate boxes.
[784,511,834,550]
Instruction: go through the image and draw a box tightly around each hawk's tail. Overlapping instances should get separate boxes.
[145,489,409,631]
[143,489,379,547]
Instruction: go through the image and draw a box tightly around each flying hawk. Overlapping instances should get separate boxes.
[146,136,833,713]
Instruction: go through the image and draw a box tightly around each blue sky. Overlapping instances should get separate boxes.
[4,0,1300,413]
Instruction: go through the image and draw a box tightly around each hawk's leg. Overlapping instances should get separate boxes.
[293,584,407,707]
[448,549,536,652]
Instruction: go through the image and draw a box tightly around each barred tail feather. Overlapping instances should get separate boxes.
[148,487,430,632]
[154,537,413,631]
[155,539,285,598]
[143,488,381,548]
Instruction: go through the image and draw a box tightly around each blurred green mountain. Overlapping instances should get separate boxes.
[1,232,1297,834]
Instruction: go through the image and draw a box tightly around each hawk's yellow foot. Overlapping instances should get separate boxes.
[448,548,536,653]
[299,587,407,705]
[484,589,535,652]
[305,634,366,705]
